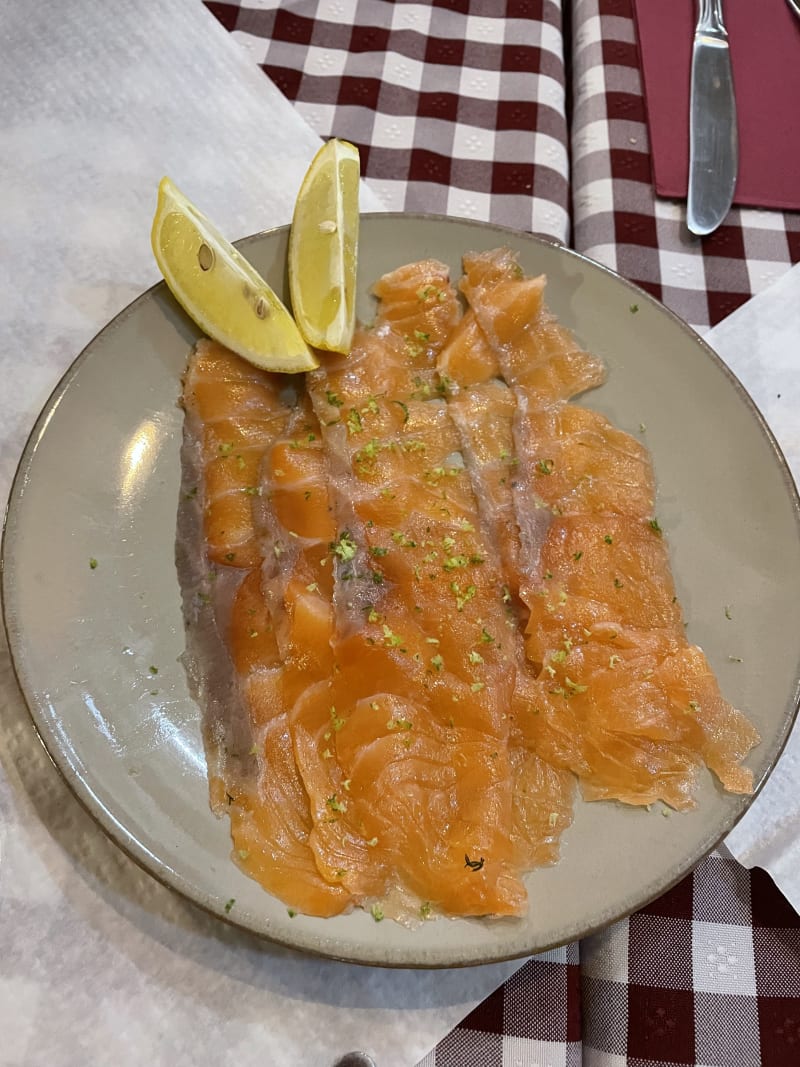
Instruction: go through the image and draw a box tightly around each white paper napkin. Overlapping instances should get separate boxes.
[709,264,800,913]
[0,3,523,1065]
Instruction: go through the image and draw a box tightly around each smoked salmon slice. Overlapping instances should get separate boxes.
[179,340,350,917]
[177,250,759,923]
[458,248,759,807]
[297,262,532,916]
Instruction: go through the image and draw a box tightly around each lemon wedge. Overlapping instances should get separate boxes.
[289,139,360,353]
[151,177,318,374]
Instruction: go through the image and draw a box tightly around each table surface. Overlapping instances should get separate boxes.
[3,1,800,1064]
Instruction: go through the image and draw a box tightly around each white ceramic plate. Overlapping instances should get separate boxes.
[3,215,800,967]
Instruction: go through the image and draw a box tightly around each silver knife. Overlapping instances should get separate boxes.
[687,0,738,236]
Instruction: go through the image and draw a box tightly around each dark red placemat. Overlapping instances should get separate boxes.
[632,0,800,211]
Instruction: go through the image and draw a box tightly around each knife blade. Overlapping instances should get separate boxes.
[687,0,738,236]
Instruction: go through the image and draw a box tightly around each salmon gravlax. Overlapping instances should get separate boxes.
[177,249,759,922]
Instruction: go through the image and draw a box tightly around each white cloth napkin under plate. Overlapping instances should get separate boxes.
[712,264,800,914]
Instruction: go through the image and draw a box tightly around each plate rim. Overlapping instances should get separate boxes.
[3,212,800,968]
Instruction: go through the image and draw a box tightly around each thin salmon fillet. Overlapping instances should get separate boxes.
[459,249,759,806]
[183,340,294,569]
[295,261,534,917]
[179,340,350,917]
[447,380,523,605]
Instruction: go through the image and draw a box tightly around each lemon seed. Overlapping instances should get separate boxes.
[198,242,214,271]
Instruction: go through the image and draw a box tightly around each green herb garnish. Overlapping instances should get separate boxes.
[332,532,358,561]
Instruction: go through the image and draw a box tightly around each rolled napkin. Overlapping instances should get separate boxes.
[714,262,800,914]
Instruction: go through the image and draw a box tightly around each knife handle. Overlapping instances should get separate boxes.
[697,0,728,38]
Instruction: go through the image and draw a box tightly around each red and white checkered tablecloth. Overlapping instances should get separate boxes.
[570,0,800,333]
[204,2,800,1064]
[419,855,800,1067]
[206,0,571,240]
